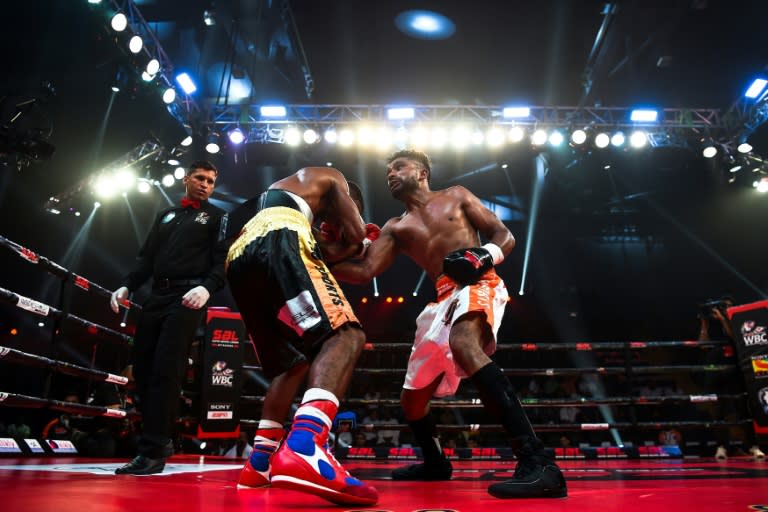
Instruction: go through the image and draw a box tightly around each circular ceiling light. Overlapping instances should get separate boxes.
[395,10,456,40]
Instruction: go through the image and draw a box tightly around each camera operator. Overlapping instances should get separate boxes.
[695,296,766,460]
[697,296,734,342]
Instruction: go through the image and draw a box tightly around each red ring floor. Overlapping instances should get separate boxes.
[0,455,766,511]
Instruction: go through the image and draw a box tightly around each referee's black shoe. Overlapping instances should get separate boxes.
[391,459,452,481]
[115,455,166,475]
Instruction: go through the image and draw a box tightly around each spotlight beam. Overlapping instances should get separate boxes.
[644,196,767,299]
[445,163,499,184]
[412,270,427,297]
[518,155,546,295]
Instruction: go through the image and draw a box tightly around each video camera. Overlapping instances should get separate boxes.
[698,298,733,318]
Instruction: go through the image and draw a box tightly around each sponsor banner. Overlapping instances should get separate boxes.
[46,439,78,454]
[689,394,718,402]
[0,438,21,453]
[24,439,45,453]
[729,300,768,428]
[199,311,245,438]
[16,295,50,316]
[751,354,768,378]
[105,373,129,385]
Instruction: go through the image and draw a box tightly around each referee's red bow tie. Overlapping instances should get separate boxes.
[181,197,200,209]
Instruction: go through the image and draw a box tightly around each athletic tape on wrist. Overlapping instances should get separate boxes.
[482,242,504,265]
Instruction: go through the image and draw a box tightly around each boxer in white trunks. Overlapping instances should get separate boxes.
[331,149,567,499]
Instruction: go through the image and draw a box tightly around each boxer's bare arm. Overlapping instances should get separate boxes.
[331,220,399,284]
[458,186,515,256]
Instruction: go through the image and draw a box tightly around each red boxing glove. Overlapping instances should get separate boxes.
[355,223,381,257]
[364,223,381,244]
[319,221,342,242]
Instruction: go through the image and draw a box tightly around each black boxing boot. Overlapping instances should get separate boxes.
[487,438,567,499]
[392,414,452,481]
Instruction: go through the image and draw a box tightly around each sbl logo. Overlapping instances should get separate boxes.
[212,329,239,342]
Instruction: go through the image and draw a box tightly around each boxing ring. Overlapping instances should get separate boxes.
[1,235,767,512]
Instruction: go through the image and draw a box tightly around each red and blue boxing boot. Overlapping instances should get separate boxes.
[238,420,284,488]
[270,388,379,506]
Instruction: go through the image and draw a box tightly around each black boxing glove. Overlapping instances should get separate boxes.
[443,243,504,286]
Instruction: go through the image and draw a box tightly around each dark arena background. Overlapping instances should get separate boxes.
[2,1,768,511]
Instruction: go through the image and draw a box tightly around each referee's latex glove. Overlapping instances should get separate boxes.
[182,285,210,309]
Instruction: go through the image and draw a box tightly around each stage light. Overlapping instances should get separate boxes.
[128,35,143,54]
[361,297,368,304]
[630,109,658,122]
[284,127,301,146]
[94,202,101,208]
[531,129,547,146]
[509,126,526,143]
[738,142,753,153]
[111,13,128,32]
[486,128,505,147]
[137,180,151,193]
[174,167,186,180]
[338,129,355,146]
[397,297,404,303]
[570,129,587,145]
[324,128,338,144]
[88,0,102,4]
[745,78,768,99]
[629,130,648,148]
[503,107,530,118]
[756,177,768,193]
[430,127,448,148]
[410,127,428,147]
[146,58,161,76]
[74,211,81,217]
[205,133,220,154]
[94,175,117,198]
[386,297,393,303]
[548,130,564,147]
[357,126,374,147]
[162,87,176,104]
[161,174,175,187]
[175,72,197,94]
[180,135,193,147]
[375,127,393,150]
[260,105,287,117]
[115,169,136,190]
[228,128,246,145]
[395,10,456,40]
[450,126,471,149]
[388,107,415,120]
[141,71,155,82]
[610,131,626,147]
[203,10,216,26]
[167,159,180,166]
[701,138,717,158]
[729,165,742,173]
[595,132,610,148]
[303,128,319,144]
[10,328,17,335]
